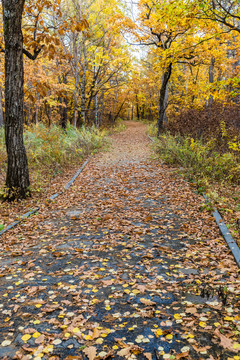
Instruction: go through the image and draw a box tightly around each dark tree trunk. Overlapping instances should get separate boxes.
[208,57,215,107]
[157,63,172,136]
[0,89,4,127]
[59,73,68,130]
[61,98,68,130]
[136,95,140,121]
[3,0,31,201]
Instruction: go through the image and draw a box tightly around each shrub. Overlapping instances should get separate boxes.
[0,123,105,180]
[154,133,240,184]
[167,102,240,153]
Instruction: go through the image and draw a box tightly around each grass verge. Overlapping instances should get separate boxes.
[149,127,240,246]
[0,123,106,228]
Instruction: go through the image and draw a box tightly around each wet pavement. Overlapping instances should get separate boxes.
[0,122,239,360]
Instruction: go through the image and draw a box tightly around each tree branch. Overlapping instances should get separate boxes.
[23,45,44,60]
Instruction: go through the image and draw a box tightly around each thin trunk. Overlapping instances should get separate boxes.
[113,98,127,122]
[136,95,140,121]
[113,81,119,120]
[73,77,78,128]
[59,73,68,130]
[73,33,79,128]
[208,57,215,107]
[3,0,30,201]
[27,104,31,125]
[35,91,39,124]
[94,92,98,126]
[81,33,87,124]
[99,91,104,126]
[157,63,172,136]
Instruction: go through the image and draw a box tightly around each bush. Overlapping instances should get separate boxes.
[147,122,158,137]
[167,102,240,153]
[154,133,240,184]
[0,124,106,179]
[23,124,105,170]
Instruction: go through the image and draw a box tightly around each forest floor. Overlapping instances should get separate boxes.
[0,121,240,360]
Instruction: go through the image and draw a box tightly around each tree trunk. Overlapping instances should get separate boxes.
[157,63,172,136]
[81,33,87,124]
[59,73,68,130]
[0,89,4,127]
[3,0,30,201]
[208,57,215,107]
[136,95,140,121]
[35,91,40,124]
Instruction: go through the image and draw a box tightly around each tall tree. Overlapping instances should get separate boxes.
[135,0,197,135]
[2,0,30,201]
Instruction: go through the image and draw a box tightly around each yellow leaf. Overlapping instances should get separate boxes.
[155,329,163,337]
[132,289,140,295]
[73,327,80,333]
[96,338,104,344]
[85,335,92,340]
[224,316,234,321]
[174,314,182,320]
[22,334,31,342]
[199,321,206,328]
[43,345,53,353]
[33,332,41,338]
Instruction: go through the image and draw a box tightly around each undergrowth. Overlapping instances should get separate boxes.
[149,125,240,245]
[106,119,127,134]
[153,133,240,185]
[0,123,106,189]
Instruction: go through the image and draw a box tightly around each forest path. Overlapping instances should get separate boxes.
[0,121,240,360]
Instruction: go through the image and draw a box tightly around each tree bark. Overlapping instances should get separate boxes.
[3,0,31,201]
[136,94,140,121]
[0,89,4,127]
[208,57,215,107]
[59,73,68,130]
[157,63,172,136]
[80,33,87,124]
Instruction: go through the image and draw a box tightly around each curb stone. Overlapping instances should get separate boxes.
[0,157,92,237]
[203,194,240,268]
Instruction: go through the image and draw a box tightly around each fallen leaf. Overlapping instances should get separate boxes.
[144,353,152,360]
[140,298,156,306]
[83,346,97,360]
[176,352,189,359]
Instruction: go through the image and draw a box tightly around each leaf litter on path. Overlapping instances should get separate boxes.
[0,121,239,360]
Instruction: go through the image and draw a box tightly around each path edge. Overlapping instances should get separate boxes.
[0,157,92,237]
[148,135,240,268]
